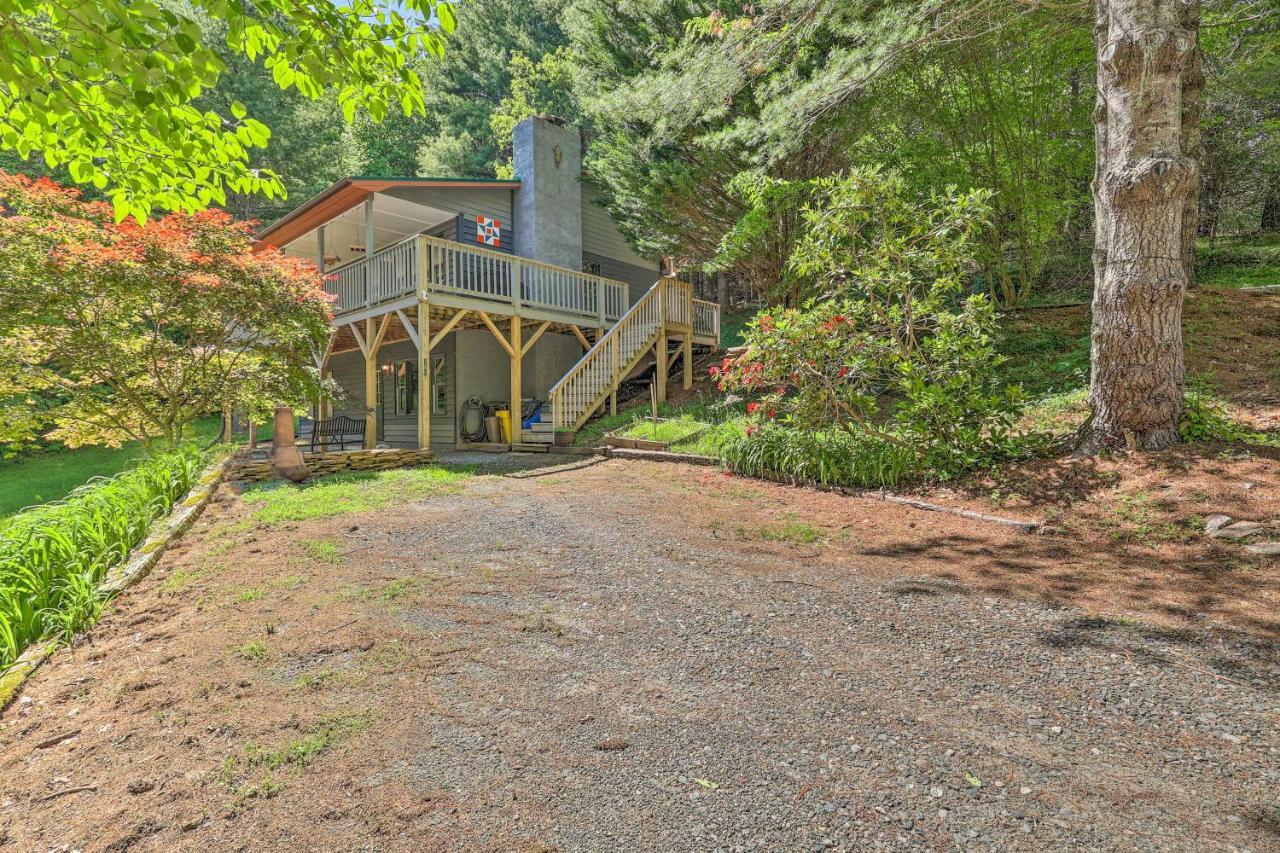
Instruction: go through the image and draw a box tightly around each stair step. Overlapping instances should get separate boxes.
[520,430,554,444]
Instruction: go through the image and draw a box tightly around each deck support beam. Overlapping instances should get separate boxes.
[509,317,523,441]
[655,326,668,403]
[416,302,431,451]
[362,314,391,449]
[682,333,693,390]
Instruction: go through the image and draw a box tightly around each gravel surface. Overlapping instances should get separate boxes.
[0,459,1276,852]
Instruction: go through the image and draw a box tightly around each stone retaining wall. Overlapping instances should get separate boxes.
[230,448,437,482]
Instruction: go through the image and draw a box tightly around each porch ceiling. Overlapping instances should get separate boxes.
[254,177,520,254]
[283,193,456,270]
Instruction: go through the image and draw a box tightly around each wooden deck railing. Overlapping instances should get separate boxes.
[549,278,703,431]
[324,234,628,326]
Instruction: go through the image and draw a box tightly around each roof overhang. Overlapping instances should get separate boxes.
[253,177,521,252]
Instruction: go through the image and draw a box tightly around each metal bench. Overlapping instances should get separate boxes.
[309,415,366,452]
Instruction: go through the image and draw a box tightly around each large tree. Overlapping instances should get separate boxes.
[0,0,456,221]
[0,172,335,449]
[1078,0,1201,452]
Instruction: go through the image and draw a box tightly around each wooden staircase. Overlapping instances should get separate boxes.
[548,279,698,432]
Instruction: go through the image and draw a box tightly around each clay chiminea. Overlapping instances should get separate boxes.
[270,406,309,482]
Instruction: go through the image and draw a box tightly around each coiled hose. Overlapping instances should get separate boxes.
[459,396,489,442]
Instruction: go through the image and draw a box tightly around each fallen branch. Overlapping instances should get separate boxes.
[35,784,97,802]
[34,729,80,749]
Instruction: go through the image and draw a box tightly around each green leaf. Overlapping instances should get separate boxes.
[230,100,247,120]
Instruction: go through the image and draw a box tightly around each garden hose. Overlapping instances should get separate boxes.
[460,396,489,442]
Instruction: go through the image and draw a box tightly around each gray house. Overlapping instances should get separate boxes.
[256,117,720,449]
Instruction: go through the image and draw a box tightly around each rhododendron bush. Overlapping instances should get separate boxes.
[0,172,335,450]
[714,169,1025,484]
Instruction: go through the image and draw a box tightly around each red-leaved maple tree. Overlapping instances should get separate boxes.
[0,172,335,450]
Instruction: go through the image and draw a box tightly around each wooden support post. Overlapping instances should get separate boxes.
[682,334,693,390]
[362,314,392,449]
[655,327,668,403]
[320,369,333,420]
[363,317,377,449]
[417,301,430,451]
[509,317,523,443]
[610,336,619,416]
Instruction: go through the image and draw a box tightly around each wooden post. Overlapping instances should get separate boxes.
[682,333,693,390]
[364,317,377,449]
[509,317,522,444]
[655,283,667,403]
[610,336,619,416]
[417,300,431,451]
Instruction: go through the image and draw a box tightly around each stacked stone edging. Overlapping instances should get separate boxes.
[230,448,437,482]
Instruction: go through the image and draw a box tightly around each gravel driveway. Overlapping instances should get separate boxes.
[1,458,1276,851]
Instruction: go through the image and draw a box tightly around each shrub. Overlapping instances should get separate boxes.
[0,446,204,668]
[1180,390,1280,447]
[714,169,1026,487]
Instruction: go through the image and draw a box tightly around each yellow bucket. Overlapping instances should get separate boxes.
[495,409,512,444]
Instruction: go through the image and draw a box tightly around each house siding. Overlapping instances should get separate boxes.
[325,335,457,449]
[382,186,513,231]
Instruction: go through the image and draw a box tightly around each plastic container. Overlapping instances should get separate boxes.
[495,409,512,443]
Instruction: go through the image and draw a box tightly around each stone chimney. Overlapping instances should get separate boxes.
[511,116,582,270]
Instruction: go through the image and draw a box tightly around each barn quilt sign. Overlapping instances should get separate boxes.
[476,215,501,247]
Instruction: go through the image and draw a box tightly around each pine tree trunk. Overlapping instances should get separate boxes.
[1079,0,1200,455]
[1180,3,1203,287]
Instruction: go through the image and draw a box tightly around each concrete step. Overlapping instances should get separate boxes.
[521,430,554,444]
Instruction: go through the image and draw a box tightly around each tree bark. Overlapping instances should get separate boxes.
[1079,0,1200,455]
[1179,2,1203,287]
[717,271,731,313]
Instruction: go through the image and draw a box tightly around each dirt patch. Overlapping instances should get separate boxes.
[0,460,1275,851]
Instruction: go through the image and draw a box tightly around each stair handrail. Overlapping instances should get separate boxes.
[547,279,668,429]
[548,279,661,400]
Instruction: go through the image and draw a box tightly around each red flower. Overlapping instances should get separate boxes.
[758,315,774,332]
[746,402,760,415]
[746,425,757,437]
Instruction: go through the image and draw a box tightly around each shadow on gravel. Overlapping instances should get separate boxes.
[1038,615,1280,692]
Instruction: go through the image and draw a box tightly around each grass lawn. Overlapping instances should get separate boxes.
[240,465,478,525]
[0,417,231,519]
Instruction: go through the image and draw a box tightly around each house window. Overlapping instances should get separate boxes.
[393,360,416,416]
[431,354,447,415]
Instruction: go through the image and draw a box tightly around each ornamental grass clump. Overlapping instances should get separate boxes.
[0,446,203,668]
[715,168,1026,488]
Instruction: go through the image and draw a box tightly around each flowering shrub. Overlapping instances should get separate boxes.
[714,169,1025,484]
[0,172,335,450]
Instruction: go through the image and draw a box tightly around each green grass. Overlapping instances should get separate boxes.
[0,416,225,519]
[574,397,747,454]
[233,640,268,661]
[302,539,341,564]
[1198,234,1280,289]
[618,416,710,444]
[222,711,371,804]
[240,465,477,525]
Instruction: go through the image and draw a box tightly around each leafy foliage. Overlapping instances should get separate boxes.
[0,446,204,669]
[714,170,1026,484]
[0,172,336,449]
[0,0,455,221]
